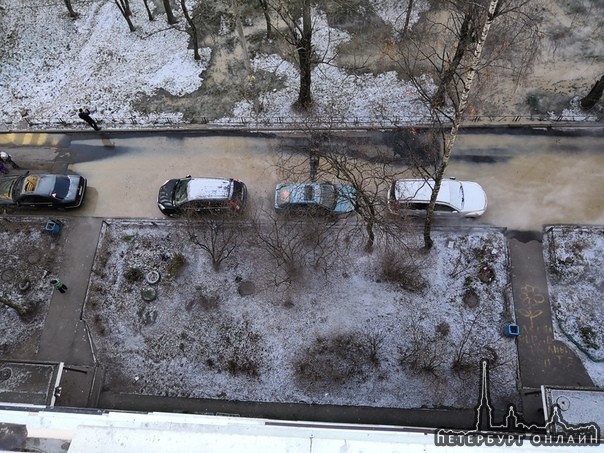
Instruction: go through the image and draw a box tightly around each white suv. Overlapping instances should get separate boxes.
[388,178,487,218]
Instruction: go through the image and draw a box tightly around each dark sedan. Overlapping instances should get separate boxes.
[0,173,87,209]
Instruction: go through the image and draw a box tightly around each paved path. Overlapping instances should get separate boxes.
[507,230,593,423]
[36,216,104,407]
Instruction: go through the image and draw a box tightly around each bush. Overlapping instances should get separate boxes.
[380,250,427,293]
[205,318,263,378]
[167,253,186,278]
[579,326,599,350]
[124,267,143,283]
[294,332,376,389]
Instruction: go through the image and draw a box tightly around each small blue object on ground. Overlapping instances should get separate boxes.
[44,220,62,235]
[503,322,521,337]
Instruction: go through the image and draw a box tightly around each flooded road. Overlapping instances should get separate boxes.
[70,135,281,219]
[66,131,603,230]
[450,133,604,230]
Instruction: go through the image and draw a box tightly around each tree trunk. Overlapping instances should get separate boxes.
[294,1,313,110]
[401,0,414,37]
[181,0,200,60]
[432,5,477,108]
[580,75,604,110]
[258,0,272,40]
[143,0,154,21]
[424,0,500,249]
[233,0,253,76]
[163,0,178,25]
[233,0,262,112]
[115,0,136,31]
[64,0,77,18]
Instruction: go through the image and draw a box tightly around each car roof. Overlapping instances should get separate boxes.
[276,183,334,206]
[186,178,233,200]
[19,175,59,196]
[394,179,463,210]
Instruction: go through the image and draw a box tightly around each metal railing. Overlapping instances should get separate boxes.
[1,112,602,132]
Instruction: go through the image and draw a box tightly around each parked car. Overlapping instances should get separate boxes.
[274,182,356,215]
[157,176,247,216]
[388,178,487,218]
[0,173,87,209]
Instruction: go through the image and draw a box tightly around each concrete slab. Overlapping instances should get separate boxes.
[0,360,62,406]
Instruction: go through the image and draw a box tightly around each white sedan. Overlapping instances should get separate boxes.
[388,178,487,218]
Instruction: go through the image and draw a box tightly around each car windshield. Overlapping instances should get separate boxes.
[52,176,70,200]
[318,184,336,209]
[173,180,190,206]
[0,176,20,201]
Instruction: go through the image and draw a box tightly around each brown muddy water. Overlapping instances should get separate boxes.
[449,133,604,230]
[70,133,604,231]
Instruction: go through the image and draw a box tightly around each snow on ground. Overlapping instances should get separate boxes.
[219,10,433,125]
[370,0,429,35]
[0,0,435,128]
[0,218,64,359]
[0,0,601,128]
[83,219,519,410]
[543,225,604,386]
[0,0,209,126]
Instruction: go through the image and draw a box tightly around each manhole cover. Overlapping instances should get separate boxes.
[141,287,157,302]
[1,268,15,283]
[0,368,12,381]
[463,289,480,308]
[556,396,571,411]
[238,281,256,297]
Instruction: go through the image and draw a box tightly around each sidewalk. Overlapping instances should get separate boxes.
[507,230,593,423]
[36,216,104,407]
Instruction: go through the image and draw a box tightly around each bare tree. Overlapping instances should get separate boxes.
[265,0,313,110]
[401,0,415,37]
[386,0,541,248]
[63,0,77,18]
[163,0,178,25]
[422,0,502,249]
[186,215,243,271]
[143,0,154,21]
[251,210,343,286]
[580,74,604,110]
[232,0,254,77]
[431,1,481,108]
[276,132,411,252]
[181,0,201,60]
[115,0,136,31]
[257,0,273,39]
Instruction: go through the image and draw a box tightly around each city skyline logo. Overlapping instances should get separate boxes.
[434,360,600,447]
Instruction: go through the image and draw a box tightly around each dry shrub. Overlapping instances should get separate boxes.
[167,252,186,278]
[205,318,263,378]
[380,249,427,293]
[399,324,448,377]
[124,267,143,283]
[294,331,378,389]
